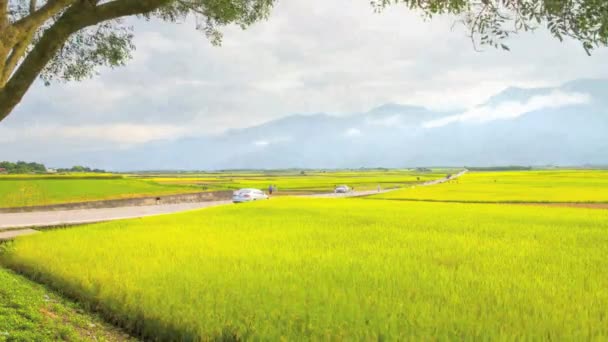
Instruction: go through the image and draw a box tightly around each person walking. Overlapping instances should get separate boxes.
[268,184,273,195]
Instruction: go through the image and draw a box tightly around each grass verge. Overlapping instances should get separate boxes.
[0,264,133,341]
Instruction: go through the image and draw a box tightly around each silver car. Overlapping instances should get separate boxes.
[334,185,350,193]
[232,188,269,203]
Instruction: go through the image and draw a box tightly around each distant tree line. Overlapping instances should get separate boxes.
[466,166,533,171]
[0,161,46,173]
[0,161,106,174]
[56,166,106,173]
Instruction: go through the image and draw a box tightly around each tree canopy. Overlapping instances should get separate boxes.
[0,160,46,173]
[0,0,606,123]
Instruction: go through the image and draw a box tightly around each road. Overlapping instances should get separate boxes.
[0,201,231,232]
[306,188,398,198]
[420,169,468,186]
[0,192,382,233]
[0,171,467,240]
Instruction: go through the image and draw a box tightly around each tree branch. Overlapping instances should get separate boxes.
[0,1,39,85]
[0,31,34,86]
[13,0,76,34]
[90,0,171,22]
[30,0,38,14]
[0,0,8,28]
[0,0,171,122]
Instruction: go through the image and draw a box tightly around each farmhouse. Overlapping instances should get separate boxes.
[0,168,7,174]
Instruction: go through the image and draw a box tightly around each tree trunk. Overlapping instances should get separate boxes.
[0,0,170,123]
[0,11,76,122]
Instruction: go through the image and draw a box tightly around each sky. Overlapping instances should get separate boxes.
[1,0,607,162]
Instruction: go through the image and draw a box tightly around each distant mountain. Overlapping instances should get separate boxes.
[71,79,608,170]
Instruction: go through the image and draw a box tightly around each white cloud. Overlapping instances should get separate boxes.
[423,91,591,128]
[0,124,190,145]
[3,0,608,163]
[365,114,402,127]
[253,136,292,147]
[62,124,191,144]
[345,128,362,137]
[254,140,269,146]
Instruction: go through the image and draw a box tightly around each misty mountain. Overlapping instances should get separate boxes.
[72,79,608,170]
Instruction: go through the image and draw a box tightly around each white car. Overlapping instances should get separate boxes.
[334,185,350,193]
[232,188,269,203]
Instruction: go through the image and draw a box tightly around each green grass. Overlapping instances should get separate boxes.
[373,170,608,203]
[2,198,607,340]
[0,266,132,341]
[0,178,199,208]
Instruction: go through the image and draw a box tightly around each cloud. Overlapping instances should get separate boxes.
[0,124,190,145]
[365,114,402,127]
[253,136,292,147]
[345,128,362,137]
[2,0,608,165]
[423,91,591,128]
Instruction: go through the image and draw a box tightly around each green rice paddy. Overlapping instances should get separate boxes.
[0,177,199,208]
[373,170,608,203]
[2,196,607,340]
[143,169,447,192]
[0,169,447,208]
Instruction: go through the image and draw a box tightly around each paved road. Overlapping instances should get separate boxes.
[0,201,231,231]
[0,171,467,238]
[420,169,468,186]
[0,191,386,232]
[306,188,398,198]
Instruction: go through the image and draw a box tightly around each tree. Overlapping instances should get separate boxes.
[0,0,275,122]
[373,0,608,53]
[56,165,106,172]
[0,160,47,173]
[0,0,606,123]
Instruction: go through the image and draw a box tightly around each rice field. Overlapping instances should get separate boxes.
[142,169,448,192]
[0,169,447,208]
[0,177,199,208]
[2,197,607,340]
[373,170,608,203]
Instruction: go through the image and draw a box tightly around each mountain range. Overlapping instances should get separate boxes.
[67,79,608,170]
